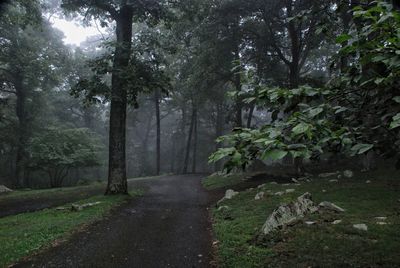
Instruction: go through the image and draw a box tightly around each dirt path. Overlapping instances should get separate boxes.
[13,175,214,268]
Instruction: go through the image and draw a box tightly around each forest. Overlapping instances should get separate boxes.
[0,0,399,267]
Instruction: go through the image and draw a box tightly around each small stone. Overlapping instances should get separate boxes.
[285,189,295,193]
[343,170,354,178]
[198,254,203,258]
[322,189,327,193]
[224,189,239,199]
[375,217,387,221]
[282,183,291,186]
[366,180,371,184]
[332,220,342,225]
[292,178,299,183]
[274,191,284,196]
[319,201,345,212]
[376,222,387,225]
[254,192,265,200]
[337,175,342,179]
[217,206,229,211]
[257,184,266,189]
[270,182,278,185]
[305,221,316,225]
[353,224,368,231]
[329,179,339,183]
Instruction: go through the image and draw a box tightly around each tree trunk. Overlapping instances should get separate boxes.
[246,103,255,128]
[287,0,301,88]
[15,78,28,188]
[182,106,196,174]
[214,103,224,171]
[155,88,161,175]
[192,108,198,173]
[105,7,133,195]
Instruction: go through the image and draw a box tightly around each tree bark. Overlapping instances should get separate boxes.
[182,105,196,174]
[191,108,198,173]
[105,6,133,195]
[155,88,161,175]
[214,103,224,171]
[15,77,28,188]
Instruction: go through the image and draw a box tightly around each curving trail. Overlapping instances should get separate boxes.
[13,175,215,268]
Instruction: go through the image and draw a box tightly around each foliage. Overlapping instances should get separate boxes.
[28,128,103,187]
[210,1,400,172]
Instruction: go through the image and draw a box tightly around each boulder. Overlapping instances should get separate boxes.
[0,185,12,194]
[318,201,345,213]
[343,170,354,178]
[285,189,295,193]
[353,223,368,231]
[260,193,318,235]
[254,192,265,200]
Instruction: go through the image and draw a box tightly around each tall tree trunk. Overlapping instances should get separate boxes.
[192,108,198,173]
[155,88,161,175]
[287,0,301,88]
[247,103,255,128]
[15,78,28,188]
[106,7,133,195]
[214,103,224,171]
[182,105,196,174]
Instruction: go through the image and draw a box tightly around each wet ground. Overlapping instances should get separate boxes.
[13,174,215,268]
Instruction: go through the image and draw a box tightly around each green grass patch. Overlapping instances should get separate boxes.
[211,173,400,267]
[203,173,252,190]
[0,190,141,267]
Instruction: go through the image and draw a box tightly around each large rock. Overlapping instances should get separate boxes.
[260,192,318,235]
[319,201,345,213]
[0,185,12,194]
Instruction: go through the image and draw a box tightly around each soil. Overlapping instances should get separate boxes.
[12,174,215,268]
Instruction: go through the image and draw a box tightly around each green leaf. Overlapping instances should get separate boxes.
[351,143,374,155]
[390,113,400,129]
[261,150,288,160]
[336,34,352,44]
[292,123,310,135]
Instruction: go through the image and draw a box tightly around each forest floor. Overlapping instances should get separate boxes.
[0,175,163,218]
[8,174,215,268]
[204,169,400,267]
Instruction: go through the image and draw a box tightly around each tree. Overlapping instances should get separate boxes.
[61,0,167,194]
[0,0,68,187]
[28,128,102,188]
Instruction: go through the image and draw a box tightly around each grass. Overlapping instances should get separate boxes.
[205,171,400,267]
[0,190,142,267]
[0,174,165,202]
[203,172,255,190]
[0,182,105,201]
